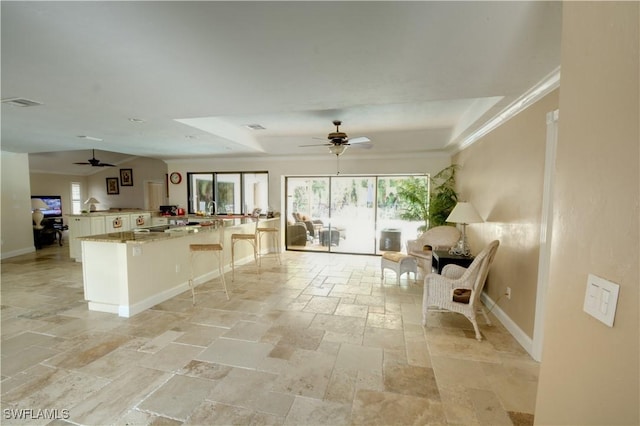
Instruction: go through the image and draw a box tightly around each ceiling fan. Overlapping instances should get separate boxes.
[300,120,372,156]
[73,149,115,167]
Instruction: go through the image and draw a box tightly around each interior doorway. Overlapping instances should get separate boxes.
[145,181,166,212]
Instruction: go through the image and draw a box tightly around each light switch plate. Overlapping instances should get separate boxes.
[583,274,620,327]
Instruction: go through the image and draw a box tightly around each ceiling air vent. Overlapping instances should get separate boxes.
[245,124,266,130]
[1,97,43,107]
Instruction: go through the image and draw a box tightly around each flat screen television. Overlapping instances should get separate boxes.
[31,195,62,218]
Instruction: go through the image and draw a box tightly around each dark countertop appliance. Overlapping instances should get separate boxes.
[159,205,178,216]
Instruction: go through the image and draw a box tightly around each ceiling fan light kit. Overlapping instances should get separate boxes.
[329,145,347,156]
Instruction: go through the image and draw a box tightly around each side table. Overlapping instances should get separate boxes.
[431,249,474,274]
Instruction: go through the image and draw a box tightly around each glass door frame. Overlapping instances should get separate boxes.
[285,174,428,255]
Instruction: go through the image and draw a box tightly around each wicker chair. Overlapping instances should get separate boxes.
[422,240,499,341]
[407,226,461,275]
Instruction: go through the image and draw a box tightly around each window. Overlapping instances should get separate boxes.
[187,172,268,215]
[71,182,82,214]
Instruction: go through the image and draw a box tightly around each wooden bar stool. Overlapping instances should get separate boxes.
[256,220,281,266]
[231,217,259,281]
[189,220,228,303]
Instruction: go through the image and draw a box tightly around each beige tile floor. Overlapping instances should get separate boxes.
[1,244,538,425]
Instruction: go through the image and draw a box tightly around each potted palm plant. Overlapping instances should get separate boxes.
[396,165,458,233]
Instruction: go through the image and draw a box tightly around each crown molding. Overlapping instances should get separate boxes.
[453,66,561,154]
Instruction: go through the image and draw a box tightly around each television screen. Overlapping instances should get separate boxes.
[32,195,62,218]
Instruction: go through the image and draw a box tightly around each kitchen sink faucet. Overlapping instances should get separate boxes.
[207,201,216,216]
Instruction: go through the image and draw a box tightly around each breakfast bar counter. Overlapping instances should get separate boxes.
[79,217,279,317]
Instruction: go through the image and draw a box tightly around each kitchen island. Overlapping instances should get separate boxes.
[79,217,279,317]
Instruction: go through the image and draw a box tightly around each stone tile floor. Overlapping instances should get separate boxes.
[1,245,538,425]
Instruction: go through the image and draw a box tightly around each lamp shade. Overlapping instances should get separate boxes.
[84,197,100,212]
[31,198,49,210]
[446,202,483,224]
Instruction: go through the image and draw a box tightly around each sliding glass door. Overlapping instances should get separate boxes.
[285,175,427,255]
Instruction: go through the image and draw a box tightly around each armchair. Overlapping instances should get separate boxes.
[287,222,308,246]
[407,226,461,274]
[422,240,499,341]
[292,212,317,238]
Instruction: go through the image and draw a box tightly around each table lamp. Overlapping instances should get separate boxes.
[31,198,49,229]
[85,197,100,212]
[446,201,483,256]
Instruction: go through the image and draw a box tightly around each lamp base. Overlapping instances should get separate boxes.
[448,224,472,257]
[32,210,44,230]
[449,241,472,257]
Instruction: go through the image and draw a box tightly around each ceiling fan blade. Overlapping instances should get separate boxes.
[299,143,332,147]
[351,142,373,149]
[98,163,116,167]
[73,162,91,165]
[348,136,371,144]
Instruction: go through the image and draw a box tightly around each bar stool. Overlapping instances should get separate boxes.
[231,217,259,281]
[256,220,281,266]
[189,220,228,303]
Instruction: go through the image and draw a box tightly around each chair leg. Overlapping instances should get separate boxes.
[216,252,229,300]
[258,231,281,266]
[273,232,282,265]
[252,241,259,275]
[231,241,236,281]
[469,316,482,341]
[189,252,196,305]
[232,239,259,281]
[422,281,429,325]
[479,306,492,326]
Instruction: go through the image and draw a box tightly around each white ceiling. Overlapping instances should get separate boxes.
[1,1,562,175]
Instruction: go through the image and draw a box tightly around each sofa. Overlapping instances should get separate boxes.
[406,225,461,275]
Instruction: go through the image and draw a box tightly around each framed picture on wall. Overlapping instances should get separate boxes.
[106,177,119,194]
[120,168,133,186]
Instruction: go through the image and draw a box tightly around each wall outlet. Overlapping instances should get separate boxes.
[175,264,180,273]
[505,287,511,300]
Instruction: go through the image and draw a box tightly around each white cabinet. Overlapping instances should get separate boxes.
[130,212,152,228]
[151,216,169,226]
[68,211,157,261]
[104,214,130,233]
[91,216,105,235]
[68,216,105,261]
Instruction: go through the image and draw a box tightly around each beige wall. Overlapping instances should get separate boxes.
[30,173,89,217]
[453,90,559,338]
[535,3,639,425]
[84,156,168,210]
[166,153,452,215]
[30,157,167,216]
[1,151,36,258]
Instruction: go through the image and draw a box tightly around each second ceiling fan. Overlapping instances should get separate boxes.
[73,149,116,167]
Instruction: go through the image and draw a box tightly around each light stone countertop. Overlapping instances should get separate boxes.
[78,217,278,244]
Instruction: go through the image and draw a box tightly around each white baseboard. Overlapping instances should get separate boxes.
[117,265,230,318]
[481,292,534,357]
[1,246,35,259]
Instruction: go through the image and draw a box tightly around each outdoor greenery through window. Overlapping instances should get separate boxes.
[286,175,429,255]
[187,172,268,215]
